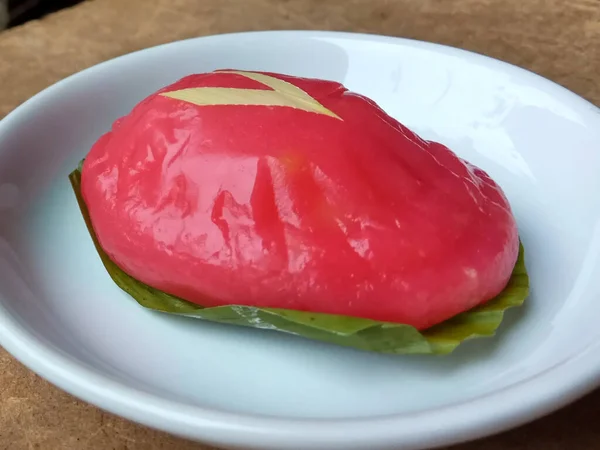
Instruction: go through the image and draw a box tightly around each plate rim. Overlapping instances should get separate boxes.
[1,29,600,449]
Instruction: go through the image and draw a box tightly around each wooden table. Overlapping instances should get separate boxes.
[1,0,599,448]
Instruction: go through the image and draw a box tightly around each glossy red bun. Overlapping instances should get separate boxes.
[81,70,519,330]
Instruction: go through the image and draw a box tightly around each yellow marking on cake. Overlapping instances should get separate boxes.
[160,70,342,120]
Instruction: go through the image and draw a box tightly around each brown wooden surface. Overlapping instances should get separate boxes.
[1,0,599,448]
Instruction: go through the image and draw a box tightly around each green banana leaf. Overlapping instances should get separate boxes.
[69,166,529,355]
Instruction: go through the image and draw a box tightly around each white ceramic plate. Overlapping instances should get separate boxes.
[0,31,599,450]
